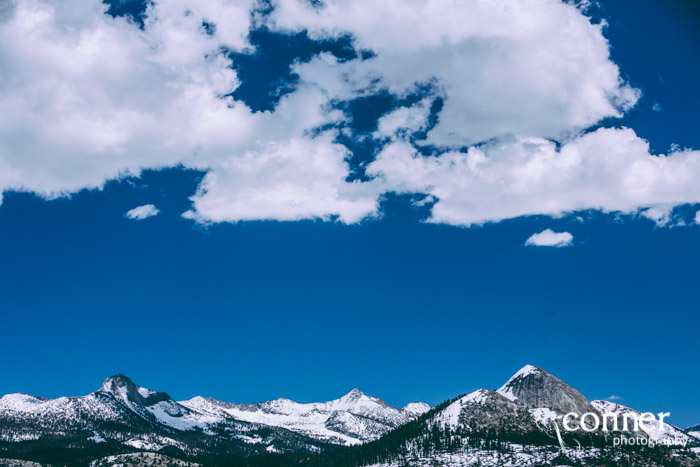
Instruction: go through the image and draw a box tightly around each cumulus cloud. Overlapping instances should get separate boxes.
[272,0,639,146]
[374,98,433,140]
[366,128,700,226]
[1,0,699,229]
[126,204,160,220]
[525,229,574,248]
[0,0,254,197]
[184,132,381,224]
[0,0,375,222]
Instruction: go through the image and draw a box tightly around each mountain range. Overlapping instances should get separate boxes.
[0,373,429,463]
[1,365,698,466]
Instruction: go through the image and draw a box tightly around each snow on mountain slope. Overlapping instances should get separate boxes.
[432,388,539,435]
[101,375,228,432]
[400,402,431,420]
[0,389,141,429]
[0,393,48,411]
[0,375,267,452]
[5,366,696,465]
[324,410,394,442]
[360,366,699,467]
[528,407,559,425]
[0,387,155,443]
[433,389,492,427]
[591,400,693,445]
[180,388,413,445]
[1,375,425,452]
[687,424,700,440]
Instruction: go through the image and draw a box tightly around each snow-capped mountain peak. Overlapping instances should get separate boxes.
[400,402,431,420]
[2,367,697,465]
[341,388,365,400]
[496,364,544,401]
[0,393,48,413]
[496,364,598,416]
[101,375,141,400]
[100,374,167,407]
[178,388,414,445]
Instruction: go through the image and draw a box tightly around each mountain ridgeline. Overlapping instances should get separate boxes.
[0,365,698,466]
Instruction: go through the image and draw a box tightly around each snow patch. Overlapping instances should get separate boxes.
[529,407,558,426]
[138,387,156,398]
[89,432,106,444]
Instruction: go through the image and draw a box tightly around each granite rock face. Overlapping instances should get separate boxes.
[102,374,171,408]
[497,364,600,417]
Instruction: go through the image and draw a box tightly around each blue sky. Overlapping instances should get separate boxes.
[0,0,699,428]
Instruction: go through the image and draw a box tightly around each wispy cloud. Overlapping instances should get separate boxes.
[606,395,622,401]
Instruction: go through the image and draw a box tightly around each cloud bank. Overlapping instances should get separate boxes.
[1,0,699,228]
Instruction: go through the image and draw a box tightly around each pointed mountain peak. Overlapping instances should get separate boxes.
[400,402,431,420]
[100,374,167,406]
[401,401,431,412]
[496,364,596,416]
[342,388,366,400]
[496,365,552,401]
[464,388,495,402]
[102,374,137,395]
[335,388,397,414]
[509,364,545,381]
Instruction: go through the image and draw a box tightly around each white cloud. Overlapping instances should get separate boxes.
[525,229,574,248]
[272,0,639,146]
[606,395,622,401]
[126,204,160,220]
[374,98,432,140]
[0,0,376,223]
[181,79,384,224]
[0,0,699,229]
[0,0,255,199]
[366,128,700,226]
[695,211,700,224]
[639,206,673,227]
[184,132,381,224]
